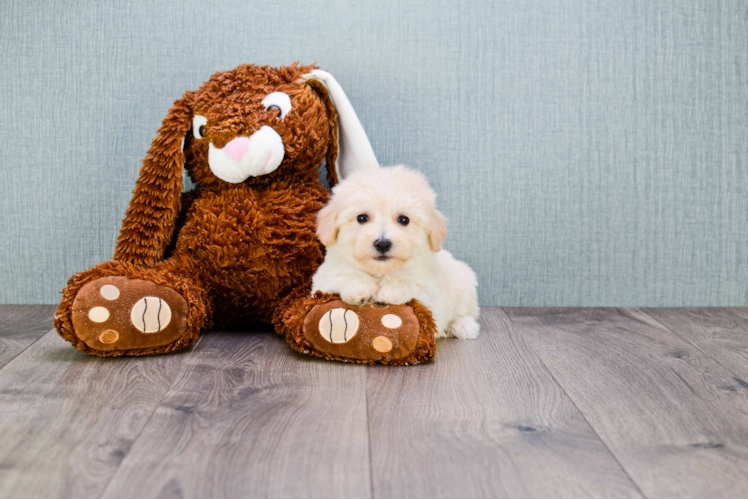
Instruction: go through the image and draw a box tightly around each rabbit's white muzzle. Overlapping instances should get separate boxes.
[207,126,285,183]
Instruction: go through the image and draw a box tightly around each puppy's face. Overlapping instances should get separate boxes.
[317,166,447,276]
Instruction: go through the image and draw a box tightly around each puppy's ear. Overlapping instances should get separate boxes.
[302,70,380,181]
[428,208,448,252]
[316,202,339,247]
[114,90,195,266]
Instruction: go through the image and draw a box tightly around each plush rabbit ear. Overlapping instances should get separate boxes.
[302,70,380,180]
[306,79,340,188]
[113,91,194,266]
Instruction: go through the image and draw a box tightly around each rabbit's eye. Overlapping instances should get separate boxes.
[261,92,292,119]
[193,115,208,139]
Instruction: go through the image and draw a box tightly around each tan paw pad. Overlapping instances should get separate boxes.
[319,308,360,343]
[130,297,172,334]
[99,284,120,300]
[381,314,402,329]
[88,306,110,323]
[99,329,119,344]
[372,336,393,353]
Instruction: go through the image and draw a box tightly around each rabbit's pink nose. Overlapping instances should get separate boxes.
[223,136,250,162]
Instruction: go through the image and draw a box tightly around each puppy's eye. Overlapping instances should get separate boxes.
[261,92,292,119]
[357,214,370,224]
[397,215,410,226]
[193,115,208,139]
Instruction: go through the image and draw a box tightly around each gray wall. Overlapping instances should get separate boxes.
[2,0,747,306]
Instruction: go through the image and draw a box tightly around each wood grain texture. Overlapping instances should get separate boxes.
[505,307,748,498]
[0,329,186,498]
[103,329,370,498]
[643,307,748,381]
[0,305,56,369]
[366,308,640,498]
[4,307,748,498]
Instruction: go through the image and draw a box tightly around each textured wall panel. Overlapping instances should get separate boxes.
[1,0,746,305]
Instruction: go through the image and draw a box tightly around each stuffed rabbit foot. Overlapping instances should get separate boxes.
[55,262,210,357]
[70,276,191,353]
[276,292,437,365]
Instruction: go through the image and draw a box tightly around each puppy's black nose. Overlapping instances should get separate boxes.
[374,238,392,253]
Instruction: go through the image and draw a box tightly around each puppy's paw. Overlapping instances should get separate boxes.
[450,317,480,340]
[340,284,378,306]
[375,285,415,306]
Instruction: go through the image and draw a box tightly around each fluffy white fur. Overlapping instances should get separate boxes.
[312,165,480,339]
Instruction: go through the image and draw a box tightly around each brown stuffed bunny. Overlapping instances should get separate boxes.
[54,63,435,364]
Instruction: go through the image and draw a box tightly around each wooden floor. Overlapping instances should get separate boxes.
[1,306,747,498]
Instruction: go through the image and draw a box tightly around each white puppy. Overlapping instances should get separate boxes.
[312,165,480,339]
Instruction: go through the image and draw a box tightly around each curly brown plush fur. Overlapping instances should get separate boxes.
[54,62,437,364]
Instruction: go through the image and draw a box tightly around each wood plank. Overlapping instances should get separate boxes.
[505,307,748,498]
[0,305,56,369]
[366,307,640,498]
[643,307,748,381]
[0,329,187,498]
[102,328,370,498]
